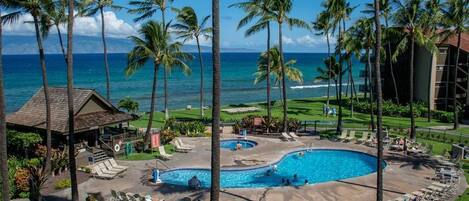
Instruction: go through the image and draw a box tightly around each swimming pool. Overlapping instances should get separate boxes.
[220,139,257,150]
[160,149,384,188]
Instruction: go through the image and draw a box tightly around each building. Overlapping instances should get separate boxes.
[361,32,469,118]
[6,87,139,154]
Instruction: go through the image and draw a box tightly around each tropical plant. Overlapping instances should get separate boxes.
[79,0,122,101]
[66,0,79,199]
[230,0,275,127]
[6,131,42,158]
[118,97,139,114]
[28,165,48,201]
[440,0,468,129]
[159,129,177,144]
[313,11,333,112]
[172,6,212,119]
[391,0,438,140]
[270,0,308,132]
[125,21,191,146]
[254,47,303,91]
[129,0,173,120]
[0,6,8,199]
[211,0,221,199]
[314,56,342,100]
[43,0,67,61]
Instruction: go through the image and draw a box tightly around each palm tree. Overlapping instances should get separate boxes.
[129,0,173,120]
[255,47,303,87]
[210,0,221,200]
[0,10,5,200]
[172,6,211,119]
[44,0,67,61]
[118,97,140,113]
[440,0,468,129]
[313,11,333,114]
[314,56,341,99]
[373,0,384,200]
[343,30,362,118]
[270,0,308,132]
[125,21,191,145]
[79,0,122,101]
[66,0,79,199]
[392,0,436,140]
[230,0,275,129]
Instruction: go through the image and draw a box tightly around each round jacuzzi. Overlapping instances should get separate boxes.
[220,139,257,150]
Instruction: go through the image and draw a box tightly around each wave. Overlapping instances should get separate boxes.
[290,82,364,90]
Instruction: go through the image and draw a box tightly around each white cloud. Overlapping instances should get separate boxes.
[295,34,336,47]
[282,36,295,45]
[182,36,211,46]
[4,11,137,38]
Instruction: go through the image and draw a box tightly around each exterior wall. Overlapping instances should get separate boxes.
[414,46,433,107]
[77,96,108,115]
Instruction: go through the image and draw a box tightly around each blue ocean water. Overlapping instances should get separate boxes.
[3,53,364,113]
[159,149,380,188]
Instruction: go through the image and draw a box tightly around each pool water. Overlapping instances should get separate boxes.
[220,139,257,150]
[160,149,384,188]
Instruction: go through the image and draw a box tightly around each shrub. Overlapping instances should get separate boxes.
[55,179,71,190]
[287,118,302,132]
[160,129,177,144]
[7,130,42,158]
[15,168,30,192]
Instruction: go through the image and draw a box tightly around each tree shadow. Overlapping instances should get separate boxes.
[384,153,440,170]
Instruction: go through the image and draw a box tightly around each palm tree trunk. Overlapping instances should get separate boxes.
[66,2,79,200]
[266,22,271,131]
[349,58,354,118]
[210,0,221,199]
[385,18,399,105]
[278,22,288,132]
[196,37,205,118]
[56,25,67,62]
[337,22,343,135]
[33,15,52,178]
[374,1,384,199]
[326,33,331,115]
[162,9,169,120]
[146,63,159,145]
[0,10,10,201]
[410,34,416,140]
[100,8,111,101]
[367,48,376,130]
[453,31,461,129]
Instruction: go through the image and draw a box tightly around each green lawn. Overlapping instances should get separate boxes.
[118,144,175,161]
[131,97,452,129]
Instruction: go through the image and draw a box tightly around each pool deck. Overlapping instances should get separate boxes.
[46,134,468,201]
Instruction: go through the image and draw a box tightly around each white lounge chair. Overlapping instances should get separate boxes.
[104,160,126,173]
[93,166,115,179]
[158,146,172,160]
[174,140,191,153]
[280,132,294,141]
[345,130,356,142]
[177,138,194,149]
[98,163,120,174]
[289,132,299,138]
[357,132,369,143]
[109,158,128,170]
[338,130,348,141]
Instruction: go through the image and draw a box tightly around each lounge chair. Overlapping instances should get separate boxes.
[98,163,120,174]
[289,132,300,139]
[338,130,348,141]
[357,132,369,143]
[280,132,294,141]
[177,138,194,149]
[92,166,116,179]
[158,146,172,160]
[174,140,191,153]
[109,158,128,170]
[104,160,126,173]
[345,131,355,142]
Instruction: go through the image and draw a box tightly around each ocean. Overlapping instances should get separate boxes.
[3,53,364,113]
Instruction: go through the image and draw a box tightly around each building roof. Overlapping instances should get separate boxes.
[6,87,137,134]
[439,31,469,53]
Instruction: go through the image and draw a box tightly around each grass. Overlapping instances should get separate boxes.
[130,97,453,129]
[118,144,175,161]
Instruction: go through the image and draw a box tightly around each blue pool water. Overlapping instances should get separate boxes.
[220,139,257,150]
[159,149,383,188]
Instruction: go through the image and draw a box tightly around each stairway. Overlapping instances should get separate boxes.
[91,148,110,164]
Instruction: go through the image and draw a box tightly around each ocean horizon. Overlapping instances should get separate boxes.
[3,53,364,113]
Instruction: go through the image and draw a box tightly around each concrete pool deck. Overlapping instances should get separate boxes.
[46,134,468,201]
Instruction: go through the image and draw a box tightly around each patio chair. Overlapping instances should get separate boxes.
[109,158,129,170]
[104,160,126,173]
[92,166,116,179]
[338,130,348,141]
[158,146,172,160]
[280,132,294,141]
[356,132,369,144]
[177,138,195,149]
[289,132,300,139]
[174,140,191,153]
[98,162,120,175]
[345,130,355,142]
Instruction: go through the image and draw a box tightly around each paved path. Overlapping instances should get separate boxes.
[46,135,468,201]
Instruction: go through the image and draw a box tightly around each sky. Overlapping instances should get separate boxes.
[4,0,372,52]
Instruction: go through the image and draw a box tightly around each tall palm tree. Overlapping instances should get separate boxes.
[44,0,67,61]
[66,0,79,200]
[270,0,307,131]
[314,56,341,99]
[172,6,212,119]
[374,0,384,200]
[0,10,5,201]
[440,0,468,129]
[313,11,333,114]
[125,21,191,145]
[392,0,436,140]
[230,0,275,129]
[79,0,122,101]
[210,0,221,200]
[255,47,303,87]
[129,0,173,119]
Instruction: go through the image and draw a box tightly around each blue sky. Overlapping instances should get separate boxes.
[5,0,372,52]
